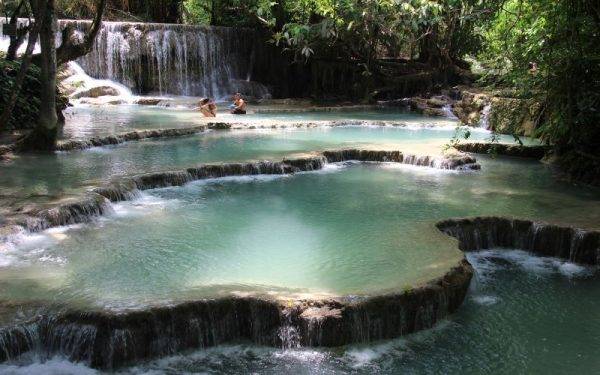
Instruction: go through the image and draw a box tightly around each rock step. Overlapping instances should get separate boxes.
[454,142,549,159]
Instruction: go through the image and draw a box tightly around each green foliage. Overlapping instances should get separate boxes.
[478,0,600,154]
[182,0,275,26]
[0,60,68,130]
[0,59,41,130]
[269,0,446,63]
[56,0,183,22]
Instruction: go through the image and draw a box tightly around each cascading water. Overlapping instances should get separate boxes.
[1,18,271,99]
[442,104,458,120]
[66,20,271,99]
[478,103,492,129]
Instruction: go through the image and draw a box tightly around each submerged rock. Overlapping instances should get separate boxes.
[134,98,166,106]
[71,86,122,99]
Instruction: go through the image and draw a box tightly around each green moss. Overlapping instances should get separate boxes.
[402,284,413,295]
[488,97,541,136]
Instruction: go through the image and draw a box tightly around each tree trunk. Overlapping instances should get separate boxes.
[5,0,29,61]
[0,0,43,129]
[17,0,58,152]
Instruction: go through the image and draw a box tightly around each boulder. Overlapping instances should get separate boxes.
[452,90,489,126]
[72,86,121,99]
[134,98,164,106]
[488,96,541,136]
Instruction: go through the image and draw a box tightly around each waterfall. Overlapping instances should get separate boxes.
[1,18,272,99]
[478,104,492,129]
[442,104,458,120]
[436,217,600,265]
[65,20,271,99]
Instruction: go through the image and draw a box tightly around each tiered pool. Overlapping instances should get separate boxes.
[60,105,459,139]
[0,105,598,373]
[2,105,519,209]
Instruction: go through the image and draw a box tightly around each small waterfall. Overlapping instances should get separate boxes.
[66,20,271,99]
[436,217,600,265]
[25,194,113,232]
[478,103,492,129]
[442,104,458,120]
[64,61,135,101]
[278,308,301,349]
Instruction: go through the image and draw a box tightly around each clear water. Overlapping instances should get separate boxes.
[128,252,600,374]
[117,252,597,374]
[61,105,459,139]
[1,109,599,373]
[0,251,597,374]
[4,158,599,309]
[1,125,518,207]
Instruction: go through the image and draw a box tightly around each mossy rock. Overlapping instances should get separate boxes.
[488,97,541,136]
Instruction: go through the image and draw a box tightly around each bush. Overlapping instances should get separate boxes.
[0,59,68,131]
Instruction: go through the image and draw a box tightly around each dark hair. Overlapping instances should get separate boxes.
[200,98,210,104]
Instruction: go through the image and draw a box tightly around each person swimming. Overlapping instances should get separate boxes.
[199,98,217,117]
[230,93,246,115]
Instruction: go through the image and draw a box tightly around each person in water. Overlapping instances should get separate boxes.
[199,98,217,117]
[230,93,246,115]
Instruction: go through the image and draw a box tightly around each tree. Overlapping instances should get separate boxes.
[15,0,106,151]
[0,0,43,129]
[16,0,58,151]
[4,0,32,61]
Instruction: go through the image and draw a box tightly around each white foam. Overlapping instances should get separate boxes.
[0,357,97,375]
[467,249,596,280]
[272,348,328,363]
[378,162,460,175]
[472,295,499,306]
[304,161,350,175]
[109,192,181,218]
[0,224,84,267]
[65,62,135,103]
[184,174,291,188]
[555,261,593,278]
[345,343,404,368]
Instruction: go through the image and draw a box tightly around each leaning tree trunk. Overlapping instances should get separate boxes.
[0,0,43,129]
[5,0,30,61]
[17,0,58,152]
[55,0,106,66]
[18,0,105,151]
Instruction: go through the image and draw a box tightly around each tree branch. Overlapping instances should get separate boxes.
[55,0,106,66]
[0,0,43,129]
[5,0,31,61]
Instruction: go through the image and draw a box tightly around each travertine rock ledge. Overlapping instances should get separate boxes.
[16,150,479,230]
[1,216,595,369]
[454,142,549,159]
